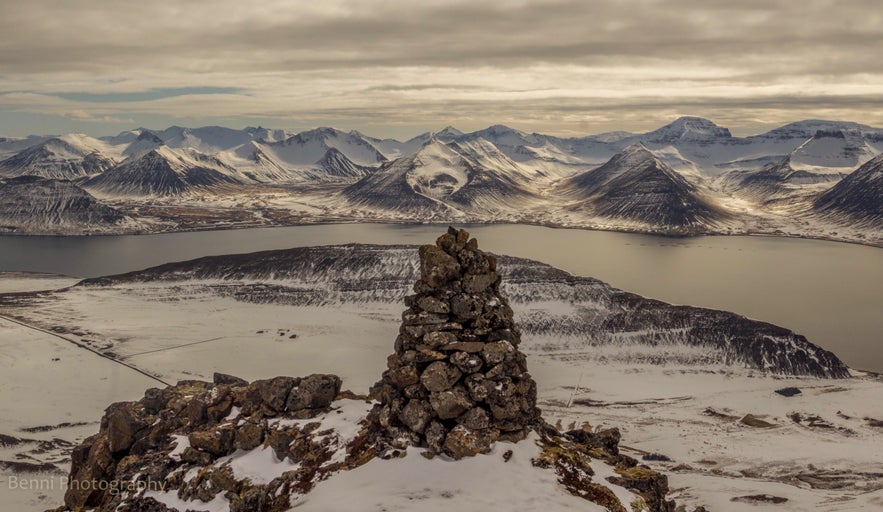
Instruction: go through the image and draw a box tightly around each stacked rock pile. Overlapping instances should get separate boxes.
[368,227,540,459]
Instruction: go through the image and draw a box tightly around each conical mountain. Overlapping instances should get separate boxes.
[313,147,374,180]
[83,146,241,197]
[561,143,727,229]
[0,175,126,233]
[0,135,115,179]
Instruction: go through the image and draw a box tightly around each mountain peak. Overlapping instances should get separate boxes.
[436,126,464,137]
[644,117,732,143]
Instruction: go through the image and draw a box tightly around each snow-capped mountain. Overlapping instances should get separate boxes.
[788,129,877,170]
[638,116,733,144]
[244,126,295,143]
[361,126,464,160]
[0,135,52,158]
[150,125,257,153]
[83,146,242,197]
[0,176,128,234]
[814,153,883,226]
[265,127,388,167]
[560,144,728,230]
[1,117,881,245]
[227,140,374,184]
[313,147,374,180]
[121,130,165,157]
[342,138,539,215]
[0,135,116,180]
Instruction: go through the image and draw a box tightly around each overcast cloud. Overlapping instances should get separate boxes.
[1,0,881,138]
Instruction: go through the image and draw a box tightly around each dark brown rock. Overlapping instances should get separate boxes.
[422,330,458,348]
[417,296,450,314]
[481,340,515,366]
[438,341,485,353]
[457,407,490,430]
[256,376,299,412]
[105,403,144,455]
[450,351,484,373]
[463,272,498,293]
[399,400,434,434]
[286,374,342,411]
[189,427,234,457]
[429,388,473,419]
[425,421,447,453]
[419,245,460,287]
[234,422,265,451]
[213,372,249,387]
[420,361,462,392]
[443,425,499,459]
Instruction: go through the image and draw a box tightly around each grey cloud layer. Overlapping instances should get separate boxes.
[1,0,881,136]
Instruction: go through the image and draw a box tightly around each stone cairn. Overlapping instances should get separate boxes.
[368,227,540,459]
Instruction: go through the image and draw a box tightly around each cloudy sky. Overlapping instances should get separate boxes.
[1,0,881,139]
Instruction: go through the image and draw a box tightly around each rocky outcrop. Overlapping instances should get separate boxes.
[57,372,349,512]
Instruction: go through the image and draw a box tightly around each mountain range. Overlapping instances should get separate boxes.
[0,117,881,242]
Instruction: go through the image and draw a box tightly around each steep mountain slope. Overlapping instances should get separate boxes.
[83,146,242,197]
[720,156,848,206]
[342,138,539,215]
[0,135,51,158]
[813,153,883,226]
[227,142,373,183]
[788,129,878,170]
[0,135,116,180]
[560,144,728,230]
[0,176,128,234]
[312,147,374,180]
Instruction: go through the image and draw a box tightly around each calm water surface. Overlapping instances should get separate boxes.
[0,224,881,371]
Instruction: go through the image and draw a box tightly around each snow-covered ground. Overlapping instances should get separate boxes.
[0,317,159,511]
[0,267,881,511]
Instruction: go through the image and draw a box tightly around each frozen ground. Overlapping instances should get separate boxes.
[0,269,881,511]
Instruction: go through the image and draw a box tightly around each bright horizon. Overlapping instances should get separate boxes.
[2,1,882,139]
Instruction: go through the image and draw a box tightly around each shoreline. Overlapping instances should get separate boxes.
[2,217,882,251]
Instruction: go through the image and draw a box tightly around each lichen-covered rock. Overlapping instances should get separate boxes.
[256,376,299,412]
[443,425,499,458]
[429,388,474,419]
[420,361,462,392]
[286,374,342,411]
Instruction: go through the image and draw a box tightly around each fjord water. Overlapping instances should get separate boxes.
[1,223,881,372]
